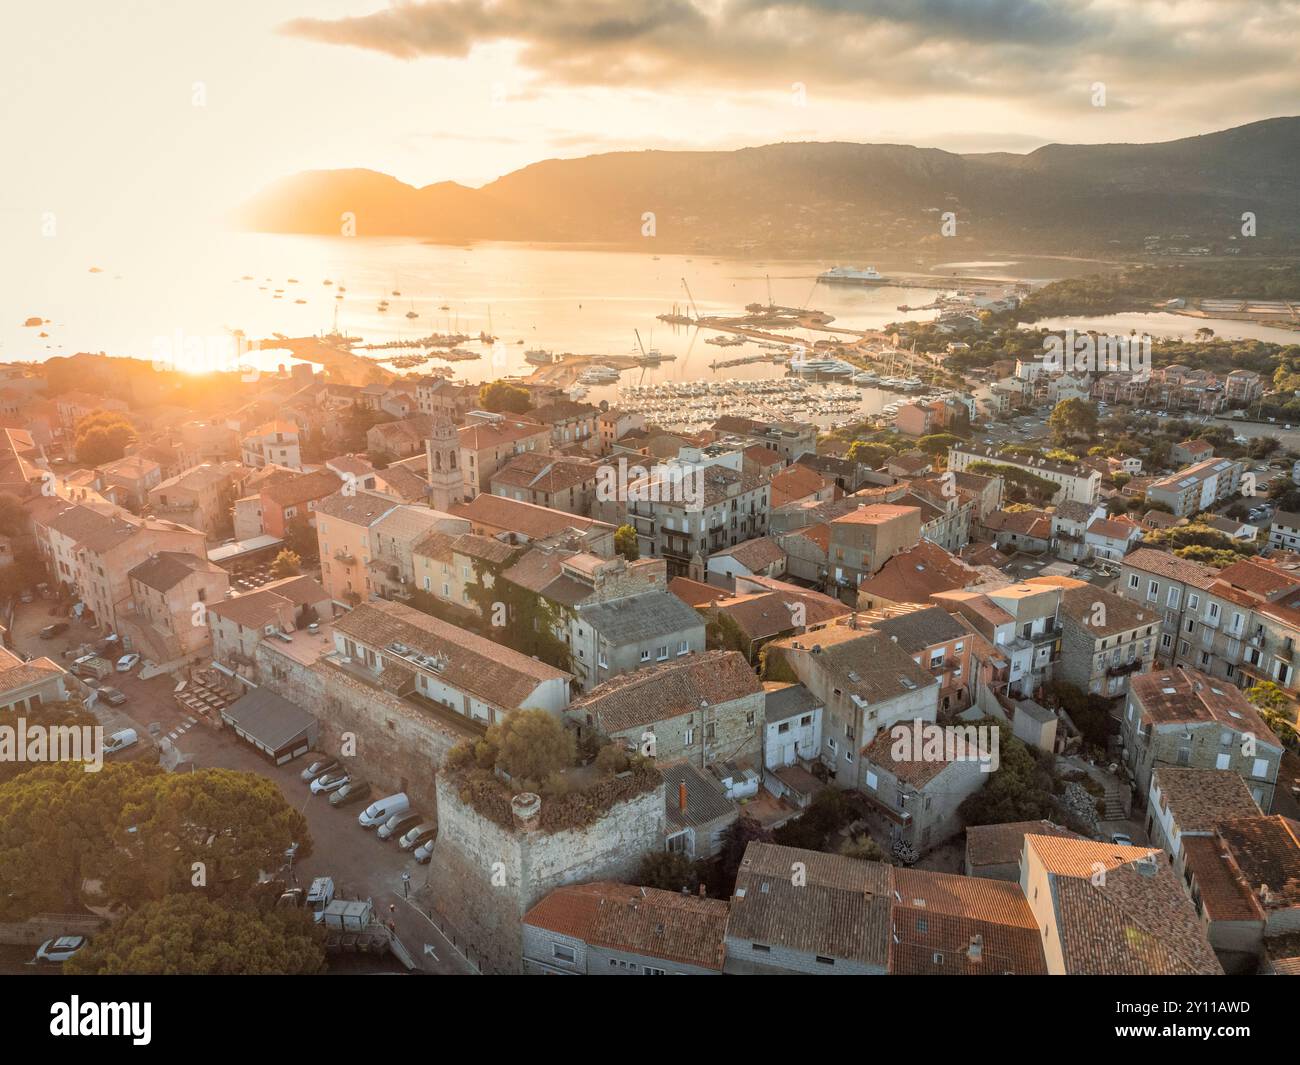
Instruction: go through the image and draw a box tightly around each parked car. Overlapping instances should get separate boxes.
[310,770,350,794]
[329,779,371,807]
[377,810,422,841]
[1110,832,1134,847]
[98,687,127,706]
[38,622,69,639]
[413,837,436,863]
[359,792,410,828]
[399,822,438,851]
[35,935,87,963]
[103,728,138,755]
[300,756,338,783]
[115,653,141,673]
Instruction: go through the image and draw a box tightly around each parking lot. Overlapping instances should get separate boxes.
[6,600,472,975]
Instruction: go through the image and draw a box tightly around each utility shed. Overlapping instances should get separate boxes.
[221,686,317,764]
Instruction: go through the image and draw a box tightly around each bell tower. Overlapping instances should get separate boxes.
[425,414,462,511]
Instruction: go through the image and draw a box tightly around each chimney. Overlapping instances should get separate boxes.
[511,792,542,833]
[678,780,688,814]
[698,882,707,898]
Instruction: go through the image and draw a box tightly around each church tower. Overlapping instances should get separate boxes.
[425,414,462,512]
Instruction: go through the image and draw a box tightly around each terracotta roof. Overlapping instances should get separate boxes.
[206,588,294,630]
[1025,834,1223,974]
[667,576,724,608]
[1059,585,1158,637]
[984,509,1052,538]
[1215,815,1300,910]
[712,536,786,573]
[865,604,968,652]
[788,522,830,553]
[313,489,398,527]
[858,541,983,604]
[1215,557,1300,598]
[728,842,891,967]
[568,650,762,733]
[490,453,599,494]
[1130,667,1282,748]
[333,599,570,708]
[451,494,612,541]
[768,623,937,706]
[457,417,548,451]
[1086,516,1141,541]
[965,820,1080,869]
[128,550,223,592]
[262,469,343,507]
[861,720,969,787]
[715,589,848,641]
[830,502,919,527]
[742,444,783,468]
[1120,547,1217,589]
[523,882,728,971]
[769,464,832,509]
[1151,768,1261,833]
[1181,835,1261,922]
[889,866,1047,975]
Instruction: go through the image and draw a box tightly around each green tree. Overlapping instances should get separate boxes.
[1048,398,1098,444]
[839,833,885,862]
[65,895,326,975]
[0,763,311,919]
[74,411,137,465]
[846,440,895,467]
[484,709,575,787]
[478,381,532,414]
[270,549,302,579]
[614,524,639,561]
[1245,681,1289,711]
[636,850,697,893]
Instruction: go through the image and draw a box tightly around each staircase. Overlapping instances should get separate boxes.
[1101,782,1128,822]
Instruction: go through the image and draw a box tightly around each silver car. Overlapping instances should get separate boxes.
[399,822,438,850]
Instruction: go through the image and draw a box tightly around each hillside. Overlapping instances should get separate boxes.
[238,118,1300,256]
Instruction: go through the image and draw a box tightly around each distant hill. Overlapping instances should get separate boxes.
[238,118,1300,255]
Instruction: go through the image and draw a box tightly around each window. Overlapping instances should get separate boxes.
[1252,758,1269,779]
[1188,594,1200,611]
[552,944,576,963]
[751,943,770,953]
[640,649,651,662]
[677,641,689,656]
[815,956,835,966]
[642,967,666,976]
[1128,574,1140,590]
[1147,580,1158,601]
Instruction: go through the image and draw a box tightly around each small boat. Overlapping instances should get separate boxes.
[439,304,450,311]
[294,299,307,305]
[852,371,880,386]
[406,310,419,319]
[817,265,889,285]
[324,279,333,286]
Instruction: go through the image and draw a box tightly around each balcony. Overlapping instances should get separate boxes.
[333,548,356,564]
[1107,658,1145,678]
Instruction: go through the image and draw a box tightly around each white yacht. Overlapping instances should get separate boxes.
[579,365,621,384]
[817,265,889,285]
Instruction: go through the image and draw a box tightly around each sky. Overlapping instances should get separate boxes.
[2,0,1298,240]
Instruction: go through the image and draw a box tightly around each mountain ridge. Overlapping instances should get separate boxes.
[238,117,1300,255]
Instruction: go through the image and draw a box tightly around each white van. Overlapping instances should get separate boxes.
[103,728,138,755]
[358,792,409,829]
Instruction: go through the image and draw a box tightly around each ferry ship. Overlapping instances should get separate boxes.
[816,265,889,285]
